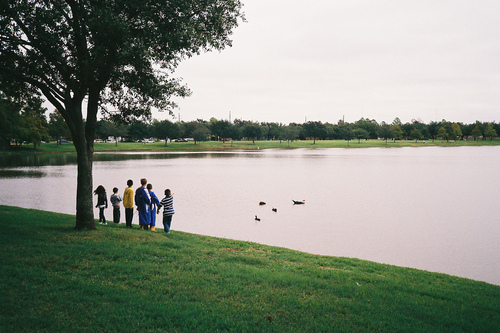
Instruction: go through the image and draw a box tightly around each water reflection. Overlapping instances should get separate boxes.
[0,147,499,286]
[0,151,269,168]
[0,169,44,178]
[0,153,78,167]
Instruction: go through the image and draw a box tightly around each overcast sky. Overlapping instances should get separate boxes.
[160,0,500,125]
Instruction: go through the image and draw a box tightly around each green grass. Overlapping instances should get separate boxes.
[3,138,500,154]
[1,205,499,332]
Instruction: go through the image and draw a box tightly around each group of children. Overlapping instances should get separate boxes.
[93,178,175,233]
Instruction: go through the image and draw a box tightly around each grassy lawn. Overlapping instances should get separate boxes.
[1,205,499,332]
[2,138,500,154]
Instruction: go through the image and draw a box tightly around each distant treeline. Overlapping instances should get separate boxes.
[94,117,499,143]
[2,107,499,149]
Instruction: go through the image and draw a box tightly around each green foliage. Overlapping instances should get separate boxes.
[451,123,462,139]
[0,89,48,149]
[484,123,498,140]
[152,119,183,144]
[48,110,72,143]
[18,108,49,148]
[302,121,327,143]
[1,0,245,228]
[190,122,211,144]
[437,126,448,141]
[1,205,499,332]
[1,0,245,123]
[0,94,20,149]
[390,124,404,140]
[209,118,232,141]
[353,128,370,143]
[282,124,301,146]
[241,122,262,144]
[410,128,424,142]
[126,121,150,141]
[355,117,379,138]
[471,125,483,140]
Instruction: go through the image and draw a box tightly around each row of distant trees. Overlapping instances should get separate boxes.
[1,96,499,149]
[97,116,499,144]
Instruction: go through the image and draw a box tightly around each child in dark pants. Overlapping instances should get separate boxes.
[110,187,122,224]
[157,189,175,233]
[94,185,108,225]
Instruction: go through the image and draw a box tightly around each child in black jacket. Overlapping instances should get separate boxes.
[94,185,108,225]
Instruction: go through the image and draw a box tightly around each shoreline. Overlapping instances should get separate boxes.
[2,138,500,155]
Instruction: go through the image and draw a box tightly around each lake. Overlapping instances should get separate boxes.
[1,146,499,285]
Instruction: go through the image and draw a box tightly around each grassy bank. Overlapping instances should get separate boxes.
[1,206,499,332]
[2,138,500,154]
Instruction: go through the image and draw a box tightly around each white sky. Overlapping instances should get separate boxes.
[159,0,500,125]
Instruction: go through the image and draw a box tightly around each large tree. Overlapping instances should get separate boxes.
[0,0,244,230]
[302,121,326,144]
[209,118,232,142]
[17,105,49,148]
[0,91,22,149]
[0,83,48,149]
[152,119,182,145]
[282,124,300,147]
[483,123,498,141]
[241,122,262,144]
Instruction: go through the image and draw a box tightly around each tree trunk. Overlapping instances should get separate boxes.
[66,92,99,231]
[74,141,97,230]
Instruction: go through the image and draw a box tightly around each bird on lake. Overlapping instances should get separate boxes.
[259,201,266,205]
[255,215,261,221]
[292,200,305,205]
[272,208,277,212]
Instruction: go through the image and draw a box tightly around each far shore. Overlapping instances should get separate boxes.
[2,138,500,154]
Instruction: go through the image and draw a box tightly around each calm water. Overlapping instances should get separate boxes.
[1,147,499,285]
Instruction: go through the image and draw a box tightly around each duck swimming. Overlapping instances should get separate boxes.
[255,215,261,221]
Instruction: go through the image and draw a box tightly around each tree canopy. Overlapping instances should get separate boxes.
[0,0,244,229]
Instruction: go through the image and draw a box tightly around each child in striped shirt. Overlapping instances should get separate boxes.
[157,189,175,233]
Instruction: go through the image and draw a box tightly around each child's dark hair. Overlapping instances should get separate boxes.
[94,185,106,195]
[164,189,171,196]
[113,187,118,193]
[127,179,133,186]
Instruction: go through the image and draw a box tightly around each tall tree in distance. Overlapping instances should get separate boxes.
[242,122,262,144]
[0,0,244,230]
[48,110,71,146]
[302,121,326,144]
[0,81,48,149]
[152,119,182,146]
[483,123,498,141]
[282,124,300,147]
[450,123,463,140]
[471,125,483,141]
